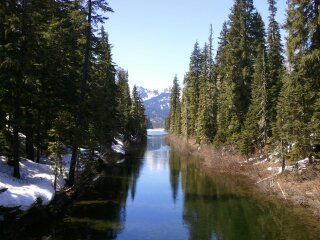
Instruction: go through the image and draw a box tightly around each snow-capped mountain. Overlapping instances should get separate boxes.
[137,86,171,128]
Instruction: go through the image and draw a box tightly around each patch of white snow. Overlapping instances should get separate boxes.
[0,156,65,211]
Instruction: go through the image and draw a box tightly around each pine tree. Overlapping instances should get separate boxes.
[129,86,147,142]
[312,97,320,149]
[88,27,117,150]
[215,0,265,145]
[69,0,113,185]
[117,69,132,140]
[266,0,284,129]
[240,47,268,156]
[275,72,310,162]
[275,0,320,163]
[174,101,181,135]
[181,74,192,139]
[196,27,217,143]
[0,0,144,184]
[214,22,230,144]
[168,75,181,135]
[0,0,28,178]
[185,42,202,136]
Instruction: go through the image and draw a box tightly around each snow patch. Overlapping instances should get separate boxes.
[0,156,65,211]
[253,158,268,165]
[112,138,125,155]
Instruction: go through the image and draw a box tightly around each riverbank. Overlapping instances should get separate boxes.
[0,138,147,239]
[166,134,320,219]
[0,159,105,240]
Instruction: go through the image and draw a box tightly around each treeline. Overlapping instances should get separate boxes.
[167,0,320,167]
[0,0,147,183]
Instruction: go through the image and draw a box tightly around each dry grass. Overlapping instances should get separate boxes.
[167,134,320,219]
[167,135,263,179]
[278,164,320,217]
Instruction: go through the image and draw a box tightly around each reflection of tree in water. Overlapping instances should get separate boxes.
[147,135,167,151]
[169,151,181,203]
[52,145,147,240]
[173,152,319,240]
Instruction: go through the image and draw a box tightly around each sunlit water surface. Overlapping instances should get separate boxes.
[7,130,320,239]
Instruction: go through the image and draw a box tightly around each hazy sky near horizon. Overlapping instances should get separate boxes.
[105,0,287,90]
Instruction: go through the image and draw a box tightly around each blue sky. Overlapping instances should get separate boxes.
[105,0,287,90]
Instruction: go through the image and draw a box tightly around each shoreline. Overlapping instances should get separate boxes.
[0,142,145,239]
[0,141,147,239]
[166,134,320,219]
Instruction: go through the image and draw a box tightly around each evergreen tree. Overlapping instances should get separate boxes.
[275,72,310,162]
[116,69,132,140]
[266,0,284,129]
[275,0,320,162]
[0,0,28,178]
[185,42,202,136]
[215,0,265,145]
[214,22,230,144]
[88,27,117,151]
[196,27,217,143]
[181,74,191,139]
[240,47,268,155]
[69,0,113,185]
[168,76,181,135]
[0,0,147,184]
[129,86,147,142]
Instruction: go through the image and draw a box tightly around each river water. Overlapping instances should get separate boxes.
[7,130,320,239]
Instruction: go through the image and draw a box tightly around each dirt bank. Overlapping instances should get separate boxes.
[166,134,320,219]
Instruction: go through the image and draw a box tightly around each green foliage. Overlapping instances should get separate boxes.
[129,86,147,142]
[275,0,320,161]
[275,73,311,161]
[168,76,181,135]
[0,0,146,181]
[266,0,284,128]
[182,42,202,136]
[240,47,268,155]
[116,68,132,140]
[196,40,217,143]
[173,0,319,166]
[215,0,265,145]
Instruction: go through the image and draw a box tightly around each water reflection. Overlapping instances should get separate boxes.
[145,135,170,172]
[169,150,320,240]
[5,134,320,240]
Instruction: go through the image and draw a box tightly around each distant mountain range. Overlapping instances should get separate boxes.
[137,86,171,128]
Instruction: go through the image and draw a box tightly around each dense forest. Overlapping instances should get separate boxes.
[167,0,320,168]
[0,0,147,184]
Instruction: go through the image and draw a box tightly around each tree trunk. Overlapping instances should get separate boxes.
[281,138,285,172]
[25,128,34,161]
[12,0,28,178]
[54,163,57,192]
[313,0,320,49]
[12,105,20,178]
[68,0,92,185]
[68,145,78,186]
[36,110,41,163]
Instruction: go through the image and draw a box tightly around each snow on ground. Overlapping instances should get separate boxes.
[266,158,310,174]
[147,128,167,136]
[112,138,125,155]
[62,153,72,175]
[253,158,268,165]
[0,139,131,211]
[0,156,65,211]
[40,152,72,176]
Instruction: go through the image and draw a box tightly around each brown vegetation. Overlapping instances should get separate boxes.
[167,134,320,219]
